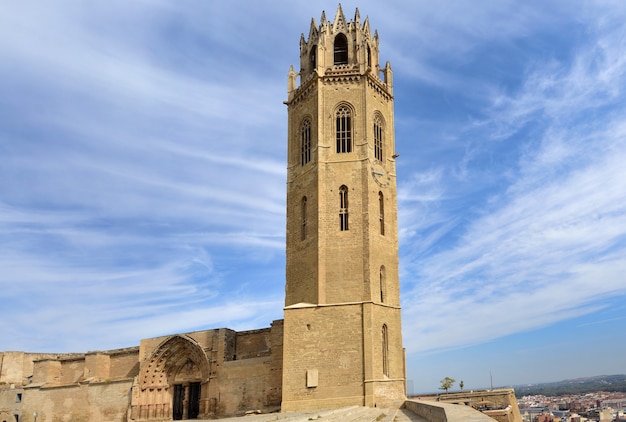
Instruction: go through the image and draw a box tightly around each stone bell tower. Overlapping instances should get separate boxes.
[282,5,406,411]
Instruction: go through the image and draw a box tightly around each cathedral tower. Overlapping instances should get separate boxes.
[282,6,406,411]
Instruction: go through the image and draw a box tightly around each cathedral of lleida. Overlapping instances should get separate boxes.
[0,6,521,422]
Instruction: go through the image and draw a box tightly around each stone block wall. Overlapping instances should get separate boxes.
[282,304,366,411]
[0,385,24,422]
[22,379,133,422]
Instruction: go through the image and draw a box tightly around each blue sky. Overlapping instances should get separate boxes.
[1,1,626,394]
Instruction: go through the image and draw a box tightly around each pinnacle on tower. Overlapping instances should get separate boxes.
[332,4,347,33]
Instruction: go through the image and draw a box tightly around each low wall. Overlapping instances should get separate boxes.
[404,400,447,422]
[404,399,496,422]
[22,379,133,422]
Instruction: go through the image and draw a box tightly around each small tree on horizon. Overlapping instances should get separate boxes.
[459,380,464,391]
[439,377,455,393]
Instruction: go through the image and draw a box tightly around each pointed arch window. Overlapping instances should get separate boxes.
[339,185,349,231]
[379,265,386,303]
[301,119,311,165]
[334,33,348,65]
[382,324,389,377]
[336,106,352,153]
[379,191,385,236]
[374,114,384,161]
[301,196,308,240]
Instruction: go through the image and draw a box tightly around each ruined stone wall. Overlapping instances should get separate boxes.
[32,360,61,386]
[0,385,24,422]
[0,352,27,386]
[0,352,82,386]
[21,379,132,422]
[2,323,283,420]
[235,329,272,359]
[60,358,84,384]
[108,349,140,379]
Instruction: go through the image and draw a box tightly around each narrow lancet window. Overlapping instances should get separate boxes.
[334,33,348,65]
[379,265,386,303]
[379,191,385,235]
[339,185,349,231]
[382,324,389,377]
[301,119,311,165]
[336,106,352,153]
[374,115,384,161]
[301,196,308,240]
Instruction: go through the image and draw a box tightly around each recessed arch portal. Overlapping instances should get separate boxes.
[134,335,210,421]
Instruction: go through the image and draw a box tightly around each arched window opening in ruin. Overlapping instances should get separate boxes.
[334,33,348,65]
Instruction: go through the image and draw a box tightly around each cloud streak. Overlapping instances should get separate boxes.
[400,11,626,354]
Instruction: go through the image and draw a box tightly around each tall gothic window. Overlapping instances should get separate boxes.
[339,185,349,231]
[379,191,385,235]
[334,33,348,65]
[379,265,386,303]
[336,106,352,153]
[301,119,311,165]
[374,115,384,161]
[382,324,389,377]
[301,196,308,240]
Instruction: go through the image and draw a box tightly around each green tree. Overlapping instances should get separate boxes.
[459,380,464,390]
[439,377,455,393]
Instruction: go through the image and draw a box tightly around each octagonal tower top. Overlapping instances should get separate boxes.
[288,4,392,99]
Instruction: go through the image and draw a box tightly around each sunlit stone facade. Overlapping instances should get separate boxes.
[0,6,406,421]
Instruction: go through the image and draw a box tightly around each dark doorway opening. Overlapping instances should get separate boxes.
[188,382,201,419]
[173,382,201,420]
[173,384,184,420]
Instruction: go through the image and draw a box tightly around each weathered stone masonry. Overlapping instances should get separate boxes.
[0,6,407,421]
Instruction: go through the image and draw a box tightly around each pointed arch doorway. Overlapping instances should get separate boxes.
[133,335,210,420]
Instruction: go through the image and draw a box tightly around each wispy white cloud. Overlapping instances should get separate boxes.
[0,1,290,352]
[400,10,626,354]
